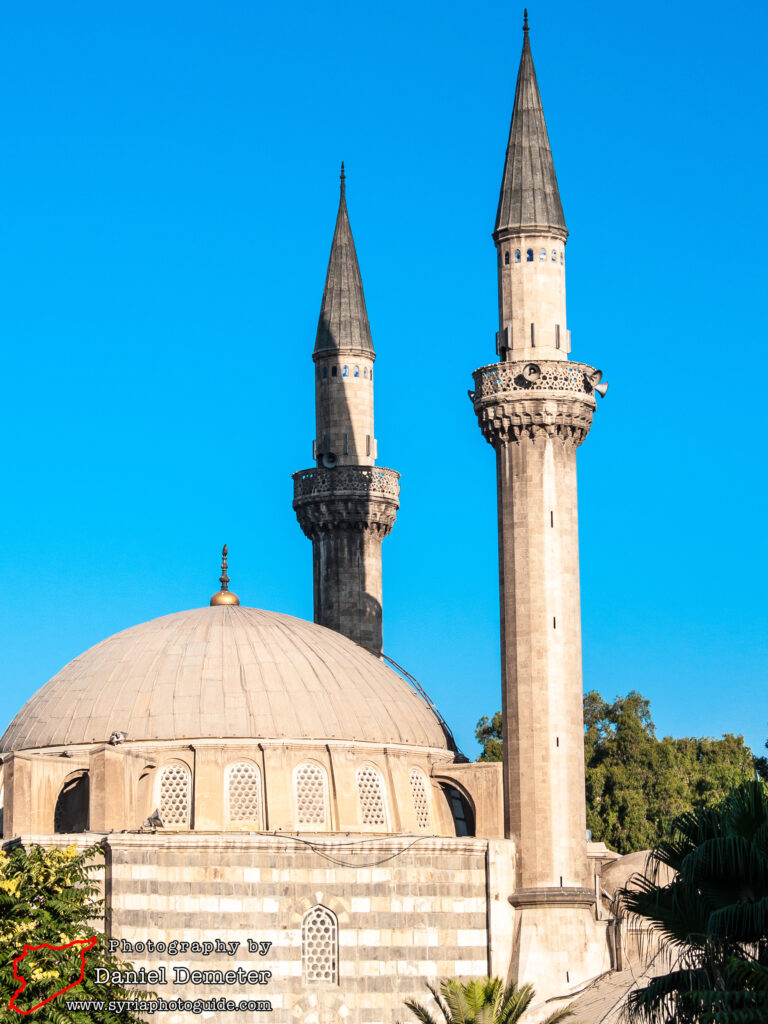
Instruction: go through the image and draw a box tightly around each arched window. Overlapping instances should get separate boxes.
[515,249,521,263]
[526,249,534,262]
[331,366,337,377]
[440,783,476,837]
[409,768,431,831]
[363,367,367,378]
[225,762,262,826]
[342,365,348,377]
[157,762,191,827]
[322,366,327,379]
[302,905,338,984]
[560,252,564,265]
[551,250,557,262]
[294,762,329,828]
[353,366,359,377]
[54,772,89,833]
[356,765,388,827]
[504,251,510,265]
[539,249,546,261]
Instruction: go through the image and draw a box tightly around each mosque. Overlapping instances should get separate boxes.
[1,15,645,1024]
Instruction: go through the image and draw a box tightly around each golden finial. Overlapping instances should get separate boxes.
[210,544,240,606]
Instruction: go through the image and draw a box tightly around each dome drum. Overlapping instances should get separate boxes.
[0,740,471,838]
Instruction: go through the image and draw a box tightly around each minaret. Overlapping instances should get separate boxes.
[470,12,608,996]
[293,166,399,653]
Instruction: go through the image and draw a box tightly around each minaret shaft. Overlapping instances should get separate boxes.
[496,435,587,887]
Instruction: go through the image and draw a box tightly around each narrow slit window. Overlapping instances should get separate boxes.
[322,366,328,379]
[539,249,546,262]
[530,323,535,347]
[353,366,359,377]
[342,365,348,377]
[551,250,557,262]
[343,433,348,455]
[553,617,557,629]
[526,249,534,262]
[504,251,510,265]
[556,324,561,349]
[331,366,337,377]
[550,511,554,527]
[515,249,521,263]
[366,435,371,456]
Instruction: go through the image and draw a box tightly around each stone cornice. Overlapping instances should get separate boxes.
[312,347,376,364]
[509,886,596,909]
[493,225,569,244]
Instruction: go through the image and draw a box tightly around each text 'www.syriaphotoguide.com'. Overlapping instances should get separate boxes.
[64,996,273,1014]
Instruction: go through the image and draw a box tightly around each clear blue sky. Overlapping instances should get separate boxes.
[1,0,766,760]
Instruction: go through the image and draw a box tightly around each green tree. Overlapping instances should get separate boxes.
[615,779,768,1024]
[478,691,757,854]
[475,711,503,762]
[584,691,755,854]
[754,734,768,781]
[0,843,149,1022]
[400,976,577,1024]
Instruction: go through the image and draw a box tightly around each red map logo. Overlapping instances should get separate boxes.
[10,936,97,1015]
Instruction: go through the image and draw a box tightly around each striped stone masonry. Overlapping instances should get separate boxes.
[104,833,491,1024]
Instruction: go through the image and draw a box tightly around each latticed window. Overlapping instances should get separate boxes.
[409,768,431,831]
[302,905,338,984]
[294,762,328,828]
[356,765,387,827]
[225,762,262,825]
[158,762,191,827]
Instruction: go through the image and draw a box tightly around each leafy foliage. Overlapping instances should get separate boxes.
[614,780,768,1024]
[399,976,577,1024]
[0,843,149,1022]
[584,692,756,854]
[475,712,503,763]
[476,692,757,854]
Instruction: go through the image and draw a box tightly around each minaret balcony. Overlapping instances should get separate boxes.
[293,465,400,502]
[469,359,602,449]
[292,466,400,539]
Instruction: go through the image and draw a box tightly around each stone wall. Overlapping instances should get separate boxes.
[106,832,491,1024]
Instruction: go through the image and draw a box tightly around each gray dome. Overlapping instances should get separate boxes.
[0,606,450,752]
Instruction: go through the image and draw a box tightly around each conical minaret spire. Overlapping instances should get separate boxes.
[492,12,570,363]
[293,168,399,654]
[315,163,374,356]
[495,12,566,237]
